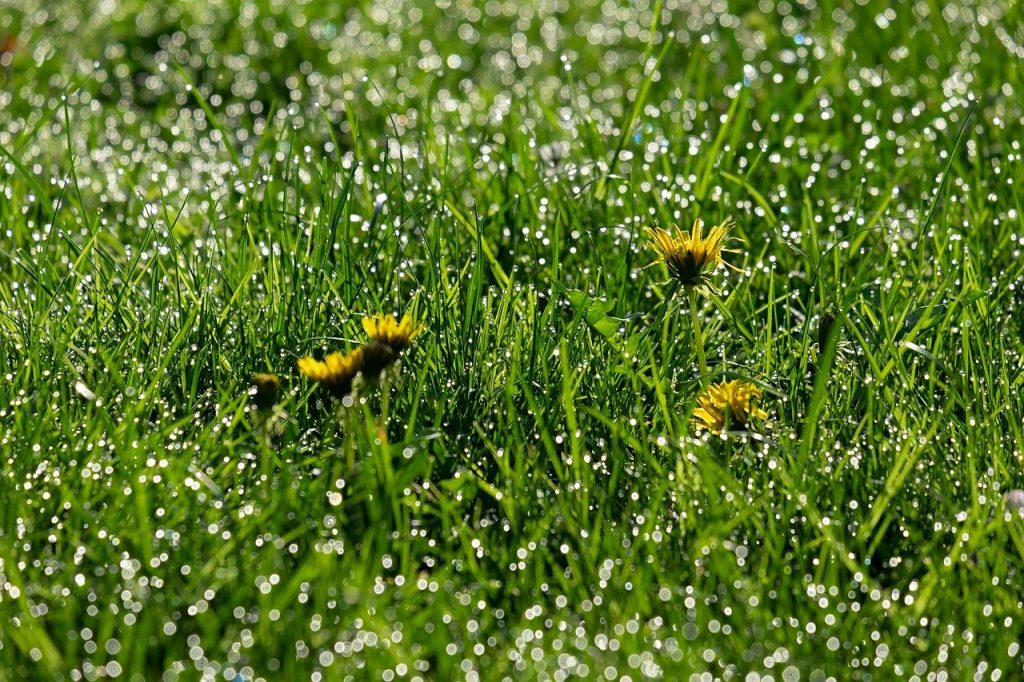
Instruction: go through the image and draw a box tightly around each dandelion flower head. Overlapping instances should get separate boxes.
[250,372,281,410]
[361,314,423,353]
[297,348,365,398]
[647,217,734,290]
[692,379,767,433]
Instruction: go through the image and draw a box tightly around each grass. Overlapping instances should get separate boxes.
[1,0,1024,679]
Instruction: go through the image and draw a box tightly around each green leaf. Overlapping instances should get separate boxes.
[565,289,620,340]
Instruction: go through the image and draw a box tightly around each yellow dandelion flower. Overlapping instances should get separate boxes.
[250,373,281,410]
[361,314,423,353]
[297,348,364,398]
[692,379,768,433]
[646,217,735,290]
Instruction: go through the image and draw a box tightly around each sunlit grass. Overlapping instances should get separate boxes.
[1,0,1024,679]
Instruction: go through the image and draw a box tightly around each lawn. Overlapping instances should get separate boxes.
[2,0,1024,679]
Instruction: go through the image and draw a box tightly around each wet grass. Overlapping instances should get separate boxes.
[2,0,1024,679]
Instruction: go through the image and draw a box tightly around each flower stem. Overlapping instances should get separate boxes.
[688,289,708,385]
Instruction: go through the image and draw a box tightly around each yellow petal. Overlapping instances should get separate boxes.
[361,317,379,337]
[690,218,703,243]
[297,357,318,379]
